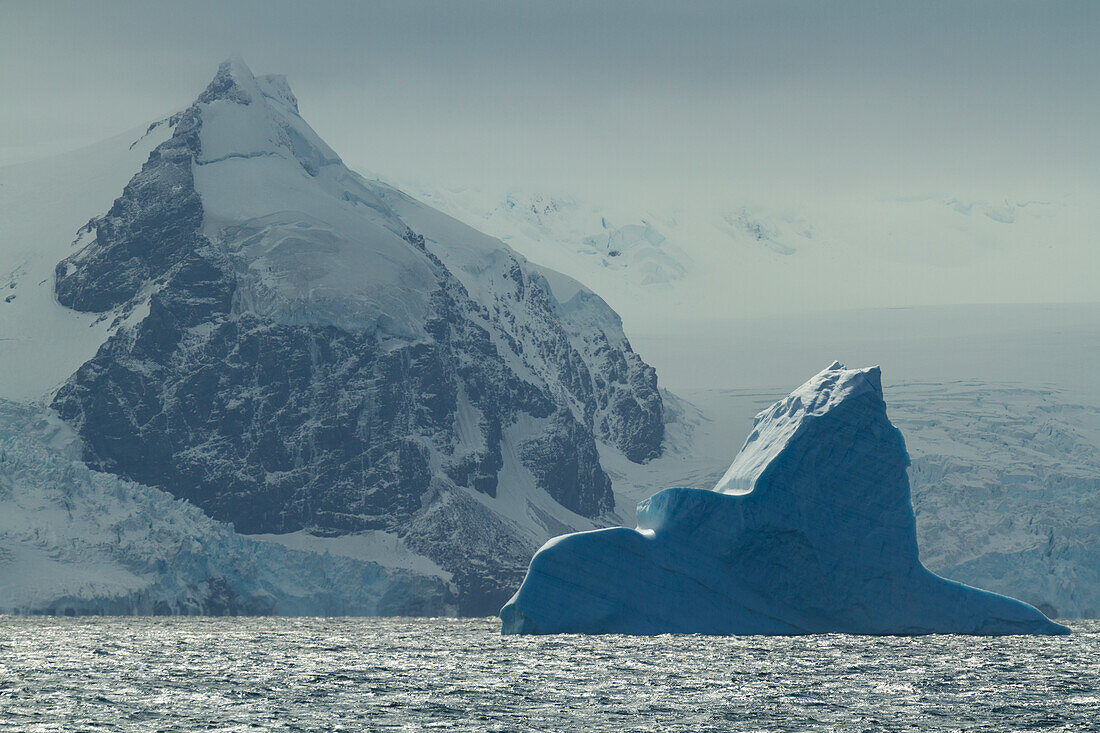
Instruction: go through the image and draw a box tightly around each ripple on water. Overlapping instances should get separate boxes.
[0,617,1096,732]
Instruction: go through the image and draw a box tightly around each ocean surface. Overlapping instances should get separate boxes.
[1,617,1097,732]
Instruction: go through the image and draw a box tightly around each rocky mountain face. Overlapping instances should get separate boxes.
[49,59,663,614]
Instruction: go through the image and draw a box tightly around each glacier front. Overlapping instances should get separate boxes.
[500,363,1069,635]
[0,400,452,616]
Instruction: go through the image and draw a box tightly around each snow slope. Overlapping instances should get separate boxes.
[0,123,173,400]
[0,400,453,616]
[501,364,1068,635]
[394,182,1100,335]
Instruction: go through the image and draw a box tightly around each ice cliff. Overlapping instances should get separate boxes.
[500,363,1069,635]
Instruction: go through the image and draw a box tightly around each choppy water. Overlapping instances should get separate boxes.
[0,617,1097,732]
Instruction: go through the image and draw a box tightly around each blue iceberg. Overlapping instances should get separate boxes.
[500,363,1069,635]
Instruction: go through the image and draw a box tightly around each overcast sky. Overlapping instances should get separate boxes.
[2,0,1097,199]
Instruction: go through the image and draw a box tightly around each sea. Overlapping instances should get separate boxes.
[1,617,1097,732]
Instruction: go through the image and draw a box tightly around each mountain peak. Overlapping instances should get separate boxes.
[46,57,668,612]
[197,56,258,106]
[194,57,301,116]
[190,58,340,177]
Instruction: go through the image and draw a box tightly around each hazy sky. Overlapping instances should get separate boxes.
[2,0,1098,198]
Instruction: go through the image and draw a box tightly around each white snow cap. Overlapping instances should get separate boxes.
[192,57,443,337]
[196,56,341,173]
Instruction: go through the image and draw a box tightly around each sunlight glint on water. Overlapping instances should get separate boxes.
[0,617,1096,732]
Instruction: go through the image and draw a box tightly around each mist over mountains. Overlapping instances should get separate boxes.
[0,49,1096,620]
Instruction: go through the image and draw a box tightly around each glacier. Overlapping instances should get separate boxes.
[0,400,453,616]
[500,363,1069,635]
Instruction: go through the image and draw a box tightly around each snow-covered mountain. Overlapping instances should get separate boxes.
[0,59,664,614]
[402,188,694,293]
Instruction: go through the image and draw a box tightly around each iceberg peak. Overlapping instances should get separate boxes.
[715,362,894,496]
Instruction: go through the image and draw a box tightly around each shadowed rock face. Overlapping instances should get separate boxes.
[500,363,1069,635]
[56,108,205,314]
[50,59,662,615]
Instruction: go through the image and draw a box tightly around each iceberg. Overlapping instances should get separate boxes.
[500,363,1069,635]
